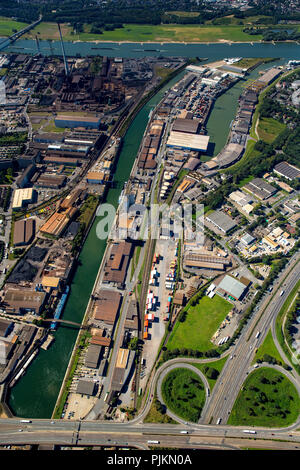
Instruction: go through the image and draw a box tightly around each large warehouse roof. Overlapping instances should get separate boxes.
[167,131,210,152]
[206,210,237,234]
[12,188,34,210]
[217,275,248,300]
[172,118,200,134]
[274,161,300,181]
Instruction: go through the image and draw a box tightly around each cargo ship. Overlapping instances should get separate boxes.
[50,285,70,330]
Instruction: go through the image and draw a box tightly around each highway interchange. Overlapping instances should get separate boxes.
[0,253,300,450]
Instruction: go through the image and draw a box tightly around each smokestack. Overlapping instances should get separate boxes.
[57,23,70,77]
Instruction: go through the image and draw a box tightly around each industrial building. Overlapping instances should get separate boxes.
[274,161,300,181]
[172,118,200,134]
[243,178,277,200]
[2,288,46,314]
[257,68,282,86]
[13,218,35,246]
[34,174,66,189]
[76,379,97,396]
[85,343,102,369]
[184,253,231,271]
[54,115,101,130]
[102,240,133,288]
[229,190,253,207]
[167,131,210,153]
[206,210,237,234]
[216,275,250,301]
[40,207,77,238]
[86,170,110,184]
[12,188,35,210]
[92,290,122,326]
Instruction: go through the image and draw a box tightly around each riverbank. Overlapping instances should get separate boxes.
[16,20,299,44]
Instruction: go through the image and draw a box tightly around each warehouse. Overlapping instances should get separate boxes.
[12,188,35,210]
[2,288,46,314]
[257,68,281,86]
[35,174,66,189]
[86,170,110,184]
[13,218,35,246]
[60,189,84,210]
[274,161,300,181]
[40,207,77,237]
[172,118,201,134]
[85,344,102,369]
[34,133,64,144]
[54,115,101,130]
[43,156,79,167]
[76,379,96,396]
[93,290,122,326]
[229,190,253,207]
[243,178,277,200]
[103,241,133,288]
[206,210,237,234]
[184,253,231,271]
[167,131,210,153]
[90,334,111,347]
[216,275,249,301]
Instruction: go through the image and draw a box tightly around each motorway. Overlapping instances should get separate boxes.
[1,417,300,450]
[201,253,300,425]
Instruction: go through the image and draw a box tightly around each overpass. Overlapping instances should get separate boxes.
[0,14,42,51]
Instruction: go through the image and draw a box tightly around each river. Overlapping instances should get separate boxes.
[6,45,298,418]
[2,38,300,61]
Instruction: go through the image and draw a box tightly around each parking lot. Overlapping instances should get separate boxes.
[139,238,177,390]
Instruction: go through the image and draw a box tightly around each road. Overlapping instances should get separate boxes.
[1,418,300,450]
[201,253,300,425]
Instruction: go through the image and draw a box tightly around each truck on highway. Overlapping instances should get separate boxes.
[20,420,31,423]
[147,440,160,444]
[255,331,260,339]
[280,290,284,296]
[243,430,256,434]
[180,431,188,434]
[216,418,222,425]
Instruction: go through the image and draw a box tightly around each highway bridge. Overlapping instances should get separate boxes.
[0,15,42,51]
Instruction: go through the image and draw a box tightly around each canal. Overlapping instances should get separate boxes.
[6,53,292,417]
[8,69,188,418]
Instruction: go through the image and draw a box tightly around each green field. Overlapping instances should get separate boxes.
[144,396,178,424]
[253,329,284,365]
[24,22,266,43]
[228,367,300,427]
[192,356,228,390]
[167,295,233,352]
[257,117,286,144]
[0,17,28,37]
[161,368,206,422]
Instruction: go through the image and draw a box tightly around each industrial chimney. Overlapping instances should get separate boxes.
[57,23,70,77]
